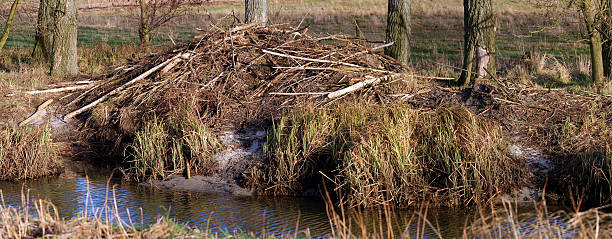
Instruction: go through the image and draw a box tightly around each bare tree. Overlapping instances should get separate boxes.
[533,0,611,91]
[385,0,411,65]
[457,0,496,87]
[245,0,267,25]
[136,0,186,46]
[0,0,20,51]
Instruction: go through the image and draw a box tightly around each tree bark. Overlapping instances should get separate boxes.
[0,0,20,51]
[582,1,606,90]
[32,0,54,63]
[138,0,150,46]
[602,0,612,77]
[245,0,267,26]
[457,0,496,87]
[385,0,411,65]
[50,0,78,76]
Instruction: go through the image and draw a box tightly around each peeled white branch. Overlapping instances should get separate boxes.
[327,75,395,99]
[19,99,53,127]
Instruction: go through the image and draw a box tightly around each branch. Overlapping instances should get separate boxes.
[262,49,392,74]
[19,99,53,127]
[327,74,395,99]
[64,53,190,120]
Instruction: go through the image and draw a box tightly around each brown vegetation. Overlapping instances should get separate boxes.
[0,124,61,180]
[255,104,527,208]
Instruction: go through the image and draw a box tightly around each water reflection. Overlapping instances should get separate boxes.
[0,171,334,237]
[0,170,569,238]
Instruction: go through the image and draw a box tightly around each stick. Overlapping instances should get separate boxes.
[269,92,329,96]
[64,53,189,120]
[407,75,455,80]
[371,42,394,51]
[19,99,53,127]
[327,75,394,99]
[262,49,392,74]
[5,84,92,97]
[48,80,95,87]
[161,57,184,74]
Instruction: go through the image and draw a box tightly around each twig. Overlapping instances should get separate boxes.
[371,42,394,51]
[262,49,392,74]
[393,88,433,100]
[269,92,329,96]
[406,75,455,80]
[19,99,53,127]
[48,80,95,87]
[494,97,551,112]
[64,53,190,120]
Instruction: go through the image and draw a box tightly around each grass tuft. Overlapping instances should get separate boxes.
[551,104,612,206]
[0,124,61,181]
[258,103,527,208]
[125,111,221,181]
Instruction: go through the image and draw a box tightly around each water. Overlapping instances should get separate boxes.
[0,169,568,238]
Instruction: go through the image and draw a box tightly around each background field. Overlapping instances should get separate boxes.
[0,0,588,71]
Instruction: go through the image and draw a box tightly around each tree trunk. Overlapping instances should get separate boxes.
[457,0,496,87]
[602,0,612,77]
[385,0,411,65]
[582,1,606,91]
[32,0,54,63]
[50,0,78,76]
[138,0,150,46]
[245,0,267,26]
[0,0,20,51]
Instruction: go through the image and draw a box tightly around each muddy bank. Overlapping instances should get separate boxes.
[143,130,265,196]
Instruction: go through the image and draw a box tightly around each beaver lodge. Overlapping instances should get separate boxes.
[10,24,611,209]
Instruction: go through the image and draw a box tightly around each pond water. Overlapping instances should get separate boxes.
[0,169,568,238]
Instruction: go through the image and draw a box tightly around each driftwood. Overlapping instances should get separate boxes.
[64,53,190,120]
[19,99,54,127]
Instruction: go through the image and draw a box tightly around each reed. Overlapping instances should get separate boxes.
[259,103,527,208]
[550,104,612,206]
[0,124,61,181]
[464,201,612,238]
[124,111,221,181]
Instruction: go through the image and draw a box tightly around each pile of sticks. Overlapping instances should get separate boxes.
[23,24,404,128]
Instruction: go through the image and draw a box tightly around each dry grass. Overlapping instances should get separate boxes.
[550,104,612,206]
[0,124,61,181]
[125,110,221,181]
[464,201,612,239]
[0,197,206,238]
[257,103,527,208]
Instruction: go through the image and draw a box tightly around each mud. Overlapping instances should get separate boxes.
[144,130,266,196]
